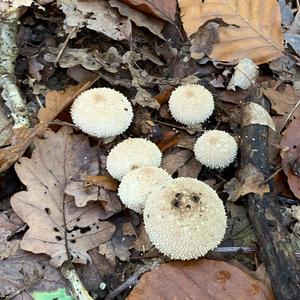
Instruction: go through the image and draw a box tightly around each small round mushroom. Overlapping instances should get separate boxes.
[194,130,238,169]
[168,84,214,126]
[144,177,227,260]
[71,87,133,138]
[106,138,162,181]
[118,166,172,213]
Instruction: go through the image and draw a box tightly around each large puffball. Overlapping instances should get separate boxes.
[144,177,227,260]
[118,166,172,213]
[194,130,238,169]
[71,87,133,138]
[168,84,214,126]
[107,138,162,181]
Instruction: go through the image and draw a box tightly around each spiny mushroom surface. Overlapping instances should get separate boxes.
[168,84,214,126]
[144,177,227,260]
[118,166,172,213]
[107,138,162,181]
[71,87,133,138]
[194,130,238,169]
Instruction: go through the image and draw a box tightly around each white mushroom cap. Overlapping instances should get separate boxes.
[106,138,162,181]
[71,87,133,138]
[118,166,172,213]
[194,130,238,169]
[168,84,214,126]
[144,177,227,260]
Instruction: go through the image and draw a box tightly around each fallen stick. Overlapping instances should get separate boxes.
[0,8,30,127]
[241,87,300,300]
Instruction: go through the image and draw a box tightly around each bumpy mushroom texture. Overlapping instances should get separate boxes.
[194,130,238,169]
[71,87,133,138]
[106,138,162,181]
[168,84,214,126]
[144,178,227,260]
[118,166,172,213]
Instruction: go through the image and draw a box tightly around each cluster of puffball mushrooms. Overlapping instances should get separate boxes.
[70,84,238,260]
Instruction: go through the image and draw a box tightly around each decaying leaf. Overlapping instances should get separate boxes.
[85,175,119,191]
[281,118,300,199]
[0,249,71,299]
[0,123,47,173]
[262,82,300,120]
[131,223,152,252]
[128,259,274,300]
[58,0,131,40]
[109,0,165,39]
[179,0,284,64]
[242,102,276,130]
[11,127,116,267]
[227,58,259,91]
[38,80,95,124]
[121,0,177,23]
[0,228,19,260]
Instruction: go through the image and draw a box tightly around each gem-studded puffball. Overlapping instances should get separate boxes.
[194,130,238,169]
[107,138,162,181]
[144,177,227,260]
[71,88,133,138]
[118,166,172,213]
[168,84,214,126]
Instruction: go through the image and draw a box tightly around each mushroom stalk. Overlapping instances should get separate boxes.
[0,8,30,127]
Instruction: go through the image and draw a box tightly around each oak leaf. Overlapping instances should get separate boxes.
[128,259,274,300]
[121,0,176,23]
[11,127,116,267]
[179,0,284,64]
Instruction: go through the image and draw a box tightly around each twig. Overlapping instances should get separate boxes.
[105,261,160,300]
[0,8,30,127]
[279,98,300,132]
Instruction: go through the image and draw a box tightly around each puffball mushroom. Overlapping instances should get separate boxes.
[194,130,238,169]
[168,84,214,126]
[107,138,162,181]
[144,177,227,260]
[118,166,172,213]
[71,87,133,138]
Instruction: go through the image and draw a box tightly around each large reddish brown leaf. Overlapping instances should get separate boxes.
[11,127,116,267]
[128,260,274,300]
[280,118,300,199]
[121,0,176,22]
[179,0,284,64]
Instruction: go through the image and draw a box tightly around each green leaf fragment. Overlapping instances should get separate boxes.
[31,288,74,300]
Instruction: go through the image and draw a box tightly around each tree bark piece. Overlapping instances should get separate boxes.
[241,87,300,300]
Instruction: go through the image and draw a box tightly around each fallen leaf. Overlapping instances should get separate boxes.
[156,131,179,152]
[242,102,276,130]
[109,0,165,39]
[262,82,300,120]
[179,0,284,64]
[227,58,259,91]
[177,157,202,178]
[0,228,19,260]
[218,90,249,106]
[121,0,176,22]
[85,175,119,191]
[131,223,152,252]
[0,249,71,299]
[11,127,116,267]
[0,210,24,235]
[279,0,294,26]
[132,86,160,109]
[154,87,174,105]
[122,222,137,237]
[58,0,131,40]
[0,123,46,173]
[284,11,300,56]
[280,118,300,199]
[0,106,13,147]
[128,259,274,300]
[38,80,96,124]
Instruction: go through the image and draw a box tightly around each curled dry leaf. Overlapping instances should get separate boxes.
[0,123,47,173]
[128,259,274,300]
[242,102,276,131]
[280,118,300,199]
[11,127,116,267]
[121,0,177,23]
[85,175,119,191]
[38,80,96,124]
[179,0,284,64]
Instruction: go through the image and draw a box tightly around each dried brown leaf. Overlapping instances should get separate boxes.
[0,123,46,173]
[85,175,119,191]
[179,0,284,64]
[121,0,176,22]
[128,259,274,300]
[131,223,152,252]
[280,118,300,199]
[156,131,179,152]
[38,80,95,124]
[11,127,116,267]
